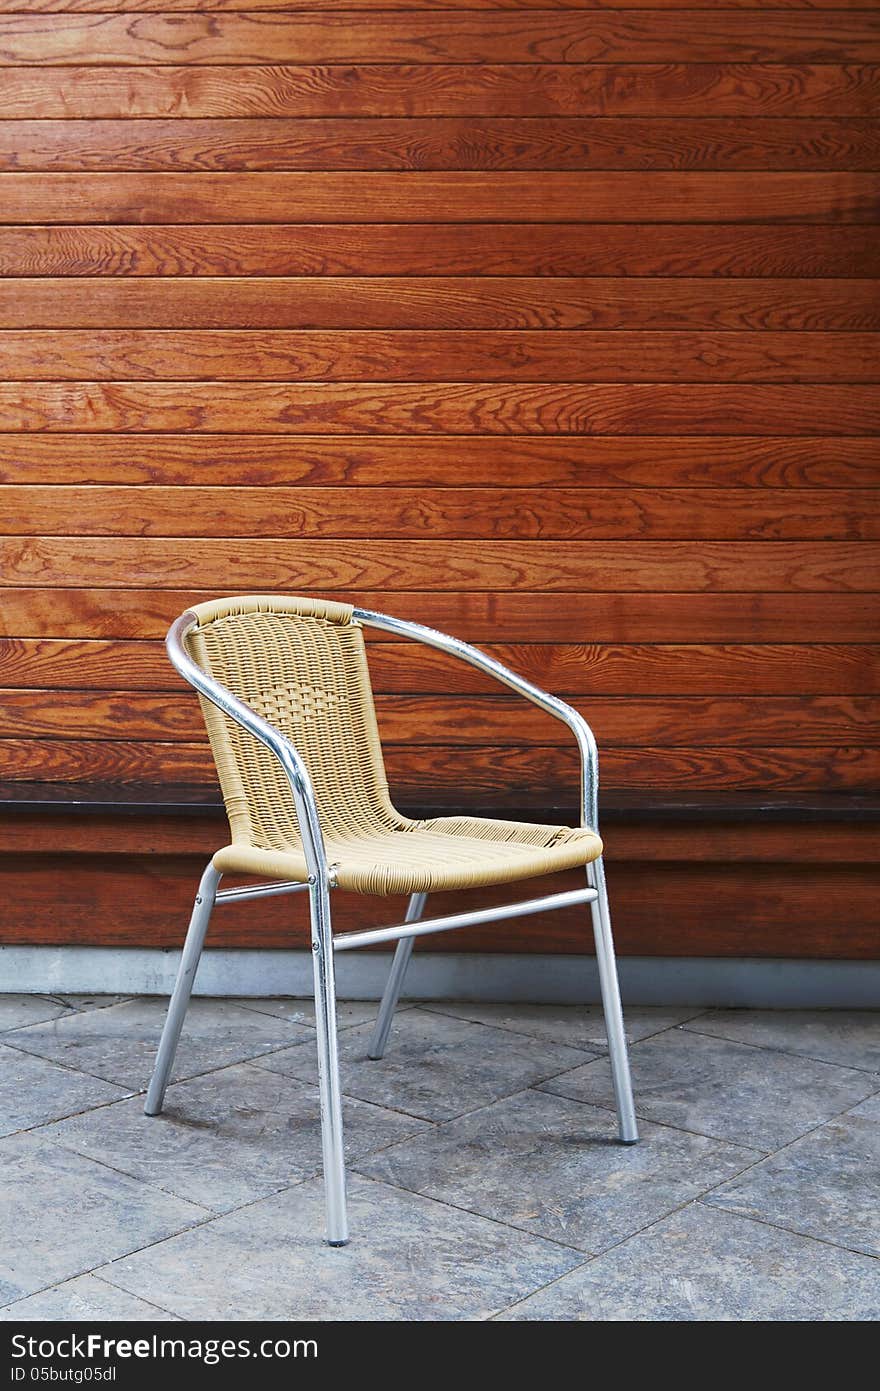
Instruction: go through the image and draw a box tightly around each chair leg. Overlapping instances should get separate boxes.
[145,860,220,1117]
[309,877,348,1246]
[588,857,639,1144]
[367,891,427,1060]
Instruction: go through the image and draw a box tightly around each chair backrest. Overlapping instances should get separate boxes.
[183,595,400,852]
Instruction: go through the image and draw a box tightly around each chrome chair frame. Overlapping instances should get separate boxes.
[145,605,638,1246]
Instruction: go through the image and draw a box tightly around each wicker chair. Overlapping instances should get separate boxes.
[146,595,638,1245]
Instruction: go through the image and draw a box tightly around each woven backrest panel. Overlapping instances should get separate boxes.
[183,595,402,852]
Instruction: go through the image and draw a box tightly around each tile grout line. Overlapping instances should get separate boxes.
[678,1020,880,1078]
[352,1090,769,1265]
[694,1202,880,1266]
[0,1206,228,1319]
[487,1183,749,1321]
[88,1272,184,1322]
[4,1003,877,1321]
[692,1082,880,1260]
[488,1115,880,1322]
[420,1000,710,1049]
[537,1026,880,1150]
[0,1031,319,1096]
[693,1198,880,1267]
[23,1068,436,1215]
[0,1272,183,1324]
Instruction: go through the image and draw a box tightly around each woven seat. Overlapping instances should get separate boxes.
[148,591,637,1246]
[188,595,603,895]
[215,819,601,896]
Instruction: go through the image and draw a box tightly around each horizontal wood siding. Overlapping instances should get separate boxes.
[0,3,877,955]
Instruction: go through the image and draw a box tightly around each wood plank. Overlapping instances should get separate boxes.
[3,435,876,488]
[2,0,874,12]
[0,737,874,791]
[3,224,878,280]
[2,589,876,644]
[1,14,876,66]
[4,330,878,384]
[2,639,875,694]
[1,589,876,646]
[2,539,876,592]
[4,0,876,963]
[1,853,875,957]
[367,641,880,694]
[2,172,876,224]
[4,279,877,331]
[1,382,877,435]
[6,484,880,541]
[7,117,880,173]
[7,810,878,868]
[0,64,875,120]
[1,690,874,747]
[599,862,880,957]
[376,743,880,794]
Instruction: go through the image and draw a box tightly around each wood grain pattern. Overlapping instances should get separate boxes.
[2,539,876,592]
[1,853,876,957]
[1,64,876,119]
[0,737,875,792]
[2,589,876,644]
[1,14,877,66]
[2,1,877,958]
[7,117,880,173]
[4,435,876,487]
[6,484,880,540]
[7,812,879,871]
[3,171,877,224]
[3,225,878,280]
[1,691,874,748]
[5,278,877,331]
[4,330,878,383]
[2,639,875,694]
[2,0,875,12]
[1,382,877,435]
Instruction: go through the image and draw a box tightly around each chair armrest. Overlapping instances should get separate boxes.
[165,612,330,883]
[353,608,601,832]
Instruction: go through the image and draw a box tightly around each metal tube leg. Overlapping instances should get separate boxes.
[145,861,220,1117]
[588,857,639,1144]
[310,879,348,1246]
[367,892,427,1060]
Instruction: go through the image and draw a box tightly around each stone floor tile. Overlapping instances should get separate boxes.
[54,996,133,1013]
[683,1009,880,1074]
[0,996,72,1033]
[256,1007,595,1122]
[0,1132,208,1303]
[101,1174,582,1321]
[705,1091,880,1258]
[5,998,312,1090]
[45,1062,430,1213]
[0,1275,178,1321]
[424,1003,700,1050]
[497,1203,880,1321]
[356,1087,760,1253]
[232,999,382,1031]
[0,1044,128,1138]
[540,1028,877,1150]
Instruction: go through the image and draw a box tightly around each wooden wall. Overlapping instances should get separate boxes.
[0,3,877,958]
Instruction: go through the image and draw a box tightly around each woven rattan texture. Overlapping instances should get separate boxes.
[186,596,602,895]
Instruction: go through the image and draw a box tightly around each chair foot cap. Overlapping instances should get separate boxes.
[327,1238,349,1247]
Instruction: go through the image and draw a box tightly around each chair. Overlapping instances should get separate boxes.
[145,595,638,1245]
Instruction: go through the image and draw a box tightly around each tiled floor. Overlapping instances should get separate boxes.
[0,995,878,1321]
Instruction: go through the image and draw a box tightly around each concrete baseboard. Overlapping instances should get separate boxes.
[1,946,878,1007]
